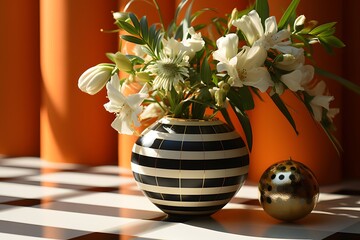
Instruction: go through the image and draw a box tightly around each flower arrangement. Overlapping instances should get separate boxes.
[78,0,356,152]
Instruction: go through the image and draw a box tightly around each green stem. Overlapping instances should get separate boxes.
[152,0,165,32]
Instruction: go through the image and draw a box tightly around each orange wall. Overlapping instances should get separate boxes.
[0,0,41,156]
[0,0,358,180]
[40,0,118,165]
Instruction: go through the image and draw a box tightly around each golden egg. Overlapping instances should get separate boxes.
[258,159,319,221]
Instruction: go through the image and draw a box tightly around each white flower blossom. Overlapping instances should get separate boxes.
[232,10,291,51]
[279,65,314,94]
[232,10,263,46]
[275,48,305,71]
[78,65,113,95]
[306,80,336,122]
[162,27,205,59]
[140,102,165,121]
[213,34,272,92]
[146,52,189,91]
[104,74,148,135]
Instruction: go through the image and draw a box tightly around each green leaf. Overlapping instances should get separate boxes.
[278,0,300,30]
[227,87,255,111]
[309,22,337,35]
[271,93,298,135]
[319,120,343,155]
[315,67,360,95]
[200,56,212,85]
[220,107,234,129]
[319,35,345,48]
[117,21,138,35]
[191,88,212,119]
[140,16,149,41]
[129,13,140,30]
[230,103,253,151]
[255,0,269,26]
[120,35,145,45]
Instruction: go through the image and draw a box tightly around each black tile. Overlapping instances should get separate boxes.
[323,232,360,240]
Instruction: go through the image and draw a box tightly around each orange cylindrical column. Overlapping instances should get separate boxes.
[342,0,360,180]
[40,0,118,165]
[0,0,41,156]
[247,0,344,185]
[117,0,175,169]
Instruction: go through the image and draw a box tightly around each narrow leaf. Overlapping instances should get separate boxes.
[315,67,360,95]
[278,0,300,30]
[140,16,149,41]
[200,56,212,85]
[117,21,138,35]
[309,22,337,35]
[255,0,269,26]
[227,87,255,111]
[271,93,299,135]
[121,35,145,45]
[129,13,140,30]
[230,103,253,151]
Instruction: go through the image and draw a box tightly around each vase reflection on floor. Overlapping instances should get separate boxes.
[131,117,249,216]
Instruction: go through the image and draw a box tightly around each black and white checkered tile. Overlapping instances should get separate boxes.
[0,157,359,240]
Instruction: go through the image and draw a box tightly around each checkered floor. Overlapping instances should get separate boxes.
[0,157,359,240]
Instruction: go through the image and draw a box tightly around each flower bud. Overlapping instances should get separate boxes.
[78,65,113,95]
[294,15,306,32]
[136,71,151,82]
[228,8,238,29]
[113,12,129,21]
[114,52,133,72]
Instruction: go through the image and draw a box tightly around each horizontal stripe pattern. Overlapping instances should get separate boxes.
[131,163,249,179]
[132,144,248,160]
[131,153,249,170]
[133,172,247,188]
[135,181,243,195]
[131,118,249,216]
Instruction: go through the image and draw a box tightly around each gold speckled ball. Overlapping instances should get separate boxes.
[258,159,319,221]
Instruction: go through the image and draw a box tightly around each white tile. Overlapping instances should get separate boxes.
[0,206,138,233]
[0,182,77,199]
[25,172,135,187]
[0,233,55,240]
[88,165,133,175]
[137,222,286,240]
[0,166,38,178]
[0,157,80,170]
[60,192,162,212]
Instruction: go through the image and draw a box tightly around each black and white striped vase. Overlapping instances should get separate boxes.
[131,117,249,216]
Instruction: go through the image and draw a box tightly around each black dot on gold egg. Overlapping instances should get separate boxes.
[290,166,296,171]
[289,174,295,181]
[271,174,276,179]
[279,165,286,171]
[267,185,272,191]
[266,197,272,204]
[279,174,285,180]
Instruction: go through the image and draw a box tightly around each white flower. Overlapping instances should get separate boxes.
[104,74,148,135]
[279,65,314,94]
[232,10,263,46]
[182,27,205,58]
[213,34,272,92]
[275,48,305,71]
[162,27,205,59]
[146,52,189,91]
[78,65,113,95]
[232,10,291,51]
[306,80,335,122]
[139,102,165,121]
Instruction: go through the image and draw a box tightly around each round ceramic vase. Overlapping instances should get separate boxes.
[131,117,249,216]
